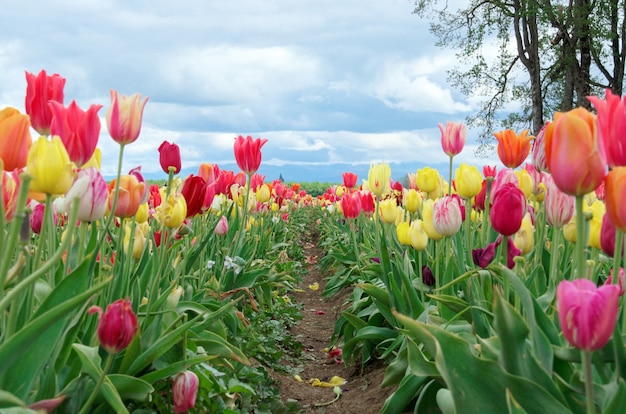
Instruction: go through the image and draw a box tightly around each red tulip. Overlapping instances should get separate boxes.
[340,192,361,219]
[158,141,181,174]
[90,298,137,353]
[49,100,102,167]
[181,174,206,217]
[234,135,268,175]
[25,69,66,136]
[490,183,526,236]
[342,172,358,189]
[557,279,619,351]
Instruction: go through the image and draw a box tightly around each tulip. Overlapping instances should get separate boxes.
[454,163,482,199]
[403,189,422,213]
[0,107,32,170]
[198,162,220,185]
[49,100,101,167]
[422,265,436,287]
[256,184,271,203]
[439,121,466,157]
[600,214,625,258]
[421,199,444,241]
[531,123,549,172]
[89,298,138,353]
[157,194,187,229]
[588,89,626,167]
[340,192,361,219]
[556,278,619,351]
[396,221,411,245]
[513,213,534,255]
[473,180,487,211]
[108,174,146,218]
[490,168,518,202]
[378,198,398,224]
[27,136,75,196]
[61,167,107,222]
[544,108,606,196]
[407,172,417,190]
[2,169,20,221]
[368,163,391,197]
[158,141,181,174]
[181,175,206,217]
[490,183,526,236]
[172,371,199,413]
[234,135,268,175]
[604,167,626,232]
[83,147,102,171]
[135,202,149,224]
[545,176,575,228]
[416,167,439,193]
[472,242,497,268]
[514,168,533,199]
[249,173,265,192]
[408,219,429,250]
[432,196,462,236]
[106,90,148,145]
[493,129,532,169]
[343,172,358,189]
[25,69,66,136]
[29,201,58,234]
[359,191,375,216]
[123,222,146,259]
[588,200,606,250]
[483,165,497,180]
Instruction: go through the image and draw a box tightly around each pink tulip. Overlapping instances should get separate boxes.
[557,278,619,351]
[214,215,228,235]
[531,123,549,172]
[545,176,574,228]
[49,100,102,167]
[439,121,466,157]
[172,371,199,413]
[234,135,268,175]
[158,141,181,174]
[340,192,361,219]
[605,268,625,296]
[432,195,463,236]
[106,90,148,145]
[343,172,358,189]
[588,89,626,167]
[25,69,66,136]
[63,167,108,222]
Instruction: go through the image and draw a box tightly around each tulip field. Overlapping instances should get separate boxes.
[2,70,626,414]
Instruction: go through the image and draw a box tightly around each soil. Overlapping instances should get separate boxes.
[269,229,397,414]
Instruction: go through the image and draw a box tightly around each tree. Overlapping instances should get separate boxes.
[413,0,626,155]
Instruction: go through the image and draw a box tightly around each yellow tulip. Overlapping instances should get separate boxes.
[27,135,75,195]
[588,200,605,249]
[256,184,271,203]
[82,147,102,170]
[408,220,429,251]
[135,202,149,224]
[379,199,397,224]
[396,222,411,245]
[563,216,577,243]
[513,213,534,255]
[157,194,187,229]
[515,169,533,200]
[368,163,391,197]
[403,189,422,213]
[123,222,146,259]
[421,199,444,241]
[455,163,482,199]
[416,167,439,193]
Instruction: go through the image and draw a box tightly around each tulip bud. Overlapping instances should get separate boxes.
[158,141,181,174]
[432,196,462,237]
[214,215,229,235]
[106,90,148,145]
[90,298,137,353]
[172,371,199,413]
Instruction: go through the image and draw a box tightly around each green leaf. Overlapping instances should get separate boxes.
[140,355,214,384]
[0,390,27,408]
[427,294,472,323]
[602,379,626,414]
[379,374,426,414]
[107,374,154,402]
[406,338,440,378]
[506,389,529,414]
[0,276,107,400]
[394,312,572,414]
[193,330,250,365]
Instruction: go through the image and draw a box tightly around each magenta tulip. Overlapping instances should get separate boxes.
[490,183,526,236]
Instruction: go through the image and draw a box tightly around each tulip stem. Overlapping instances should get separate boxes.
[447,156,453,196]
[465,198,472,267]
[612,231,623,282]
[549,229,562,285]
[581,350,595,414]
[574,196,587,279]
[78,352,115,414]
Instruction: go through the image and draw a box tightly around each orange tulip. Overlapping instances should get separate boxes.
[544,108,606,196]
[108,174,146,218]
[493,129,532,169]
[0,107,32,171]
[605,167,626,232]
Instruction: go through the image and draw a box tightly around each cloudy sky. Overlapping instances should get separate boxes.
[1,0,500,183]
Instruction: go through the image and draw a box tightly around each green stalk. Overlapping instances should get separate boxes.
[447,155,453,196]
[464,197,472,266]
[78,352,115,414]
[574,195,586,279]
[581,350,595,414]
[549,229,562,285]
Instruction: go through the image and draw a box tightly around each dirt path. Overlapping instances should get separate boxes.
[271,230,396,413]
